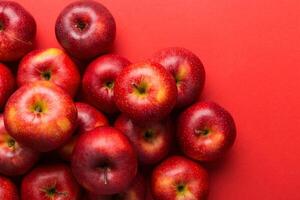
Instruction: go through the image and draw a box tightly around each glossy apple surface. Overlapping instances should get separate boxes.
[152,47,205,109]
[0,1,36,61]
[4,81,77,152]
[82,54,131,114]
[0,63,15,109]
[151,156,209,200]
[17,48,80,97]
[114,61,177,123]
[177,101,236,161]
[21,164,81,200]
[59,102,109,161]
[55,0,116,60]
[72,126,137,195]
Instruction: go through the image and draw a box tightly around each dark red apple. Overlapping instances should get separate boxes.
[152,47,205,109]
[0,1,36,62]
[0,114,39,176]
[4,81,77,152]
[55,0,116,60]
[82,54,131,114]
[151,156,209,200]
[21,164,81,200]
[0,176,19,200]
[177,101,236,161]
[114,61,177,123]
[59,102,109,161]
[17,48,80,97]
[114,114,172,164]
[72,126,137,195]
[0,63,15,109]
[86,173,146,200]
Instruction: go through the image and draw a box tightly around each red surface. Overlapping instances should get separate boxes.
[12,0,300,199]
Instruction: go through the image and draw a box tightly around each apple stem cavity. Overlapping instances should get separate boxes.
[41,71,51,80]
[194,129,210,136]
[132,83,147,94]
[75,20,87,31]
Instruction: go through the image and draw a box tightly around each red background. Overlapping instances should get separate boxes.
[15,0,300,199]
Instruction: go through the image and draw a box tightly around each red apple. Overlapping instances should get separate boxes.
[17,48,80,97]
[82,54,131,114]
[55,0,116,60]
[114,61,177,123]
[0,114,39,176]
[0,176,19,200]
[0,1,36,62]
[151,47,205,109]
[4,81,77,152]
[0,63,15,109]
[72,126,137,195]
[59,102,109,161]
[21,164,81,200]
[114,114,173,164]
[86,173,146,200]
[151,156,209,200]
[177,101,236,161]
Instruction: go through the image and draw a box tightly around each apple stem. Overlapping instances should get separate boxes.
[194,129,209,136]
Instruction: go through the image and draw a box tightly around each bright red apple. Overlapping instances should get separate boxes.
[152,47,205,109]
[72,126,137,195]
[55,0,116,60]
[151,156,209,200]
[4,81,77,152]
[114,61,177,123]
[177,101,236,161]
[0,176,19,200]
[0,1,36,62]
[114,114,173,164]
[0,114,39,176]
[82,54,131,114]
[0,63,15,109]
[17,48,81,97]
[85,173,146,200]
[59,102,109,161]
[21,164,81,200]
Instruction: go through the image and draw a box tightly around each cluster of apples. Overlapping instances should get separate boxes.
[0,1,237,200]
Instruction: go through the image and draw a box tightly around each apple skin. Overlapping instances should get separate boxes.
[151,47,205,109]
[21,164,81,200]
[0,176,19,200]
[177,101,236,161]
[0,63,15,109]
[4,81,77,152]
[17,48,81,97]
[85,173,146,200]
[59,102,109,161]
[0,114,39,176]
[114,114,173,164]
[114,61,177,123]
[151,156,209,200]
[0,1,36,62]
[55,0,116,60]
[72,126,137,195]
[82,54,131,114]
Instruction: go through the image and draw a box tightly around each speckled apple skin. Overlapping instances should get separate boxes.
[0,1,36,62]
[151,156,209,200]
[177,101,236,161]
[72,127,138,195]
[152,47,205,109]
[17,48,81,97]
[86,173,146,200]
[114,113,173,164]
[59,102,109,161]
[0,176,19,200]
[0,114,39,176]
[21,164,81,200]
[55,0,116,60]
[114,61,177,123]
[4,81,77,152]
[0,63,15,109]
[82,54,131,114]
